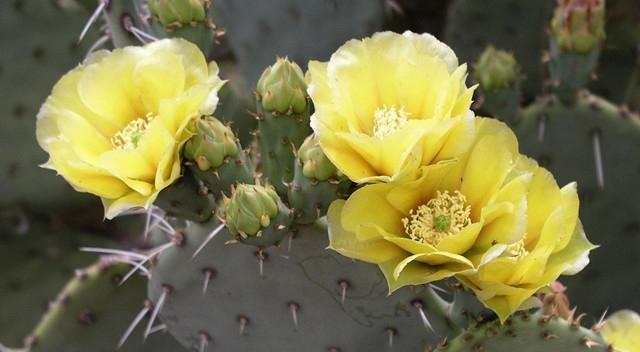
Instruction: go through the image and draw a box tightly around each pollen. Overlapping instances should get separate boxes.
[402,190,472,246]
[111,113,154,150]
[372,105,410,139]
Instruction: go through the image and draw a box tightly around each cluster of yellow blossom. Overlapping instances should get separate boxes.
[36,31,595,322]
[309,31,596,321]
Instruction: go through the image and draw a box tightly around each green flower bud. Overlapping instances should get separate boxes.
[222,183,284,239]
[297,134,343,181]
[184,116,239,171]
[256,57,307,114]
[474,46,519,91]
[550,0,605,54]
[148,0,208,26]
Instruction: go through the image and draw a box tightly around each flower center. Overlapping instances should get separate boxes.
[504,238,529,258]
[372,105,410,139]
[111,113,154,150]
[402,190,472,246]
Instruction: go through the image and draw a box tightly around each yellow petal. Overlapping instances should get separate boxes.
[158,84,209,136]
[100,149,156,183]
[430,115,476,162]
[314,127,377,182]
[401,31,459,73]
[144,38,209,86]
[46,140,129,199]
[525,166,562,247]
[544,221,597,277]
[554,182,579,252]
[38,67,121,140]
[134,49,186,114]
[78,47,144,127]
[341,183,404,240]
[54,110,112,165]
[383,236,437,255]
[380,255,468,293]
[137,118,176,169]
[436,222,483,254]
[461,121,517,219]
[386,162,457,215]
[327,201,405,264]
[475,173,531,247]
[102,191,158,220]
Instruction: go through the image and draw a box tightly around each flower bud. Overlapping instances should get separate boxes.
[184,116,239,171]
[222,182,291,247]
[297,134,343,181]
[550,0,605,54]
[474,46,519,91]
[256,57,307,114]
[148,0,208,26]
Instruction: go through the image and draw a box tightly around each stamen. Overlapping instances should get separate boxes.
[111,114,154,150]
[402,190,471,246]
[372,105,410,139]
[504,238,529,258]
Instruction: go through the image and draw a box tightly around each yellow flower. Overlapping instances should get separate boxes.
[456,157,597,322]
[36,39,224,219]
[307,31,476,183]
[601,310,640,352]
[328,118,525,291]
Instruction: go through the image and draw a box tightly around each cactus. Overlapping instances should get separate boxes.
[548,0,606,103]
[221,182,292,247]
[464,0,640,318]
[146,220,487,351]
[445,0,639,106]
[155,168,215,223]
[287,134,351,225]
[0,224,112,346]
[184,116,254,197]
[440,311,609,352]
[146,0,218,55]
[17,259,183,352]
[10,0,640,351]
[473,47,521,124]
[444,0,555,99]
[515,92,640,315]
[213,0,386,84]
[255,58,311,196]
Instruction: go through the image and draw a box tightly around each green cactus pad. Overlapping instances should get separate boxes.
[22,259,184,352]
[444,0,555,99]
[155,168,215,223]
[147,220,487,351]
[255,58,312,196]
[186,116,255,198]
[442,311,608,352]
[287,134,351,225]
[516,92,640,315]
[214,0,385,84]
[473,46,522,124]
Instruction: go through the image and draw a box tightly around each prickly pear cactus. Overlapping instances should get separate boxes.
[441,311,609,352]
[214,0,386,83]
[445,0,555,98]
[0,224,111,346]
[516,92,640,315]
[147,220,485,352]
[20,259,184,352]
